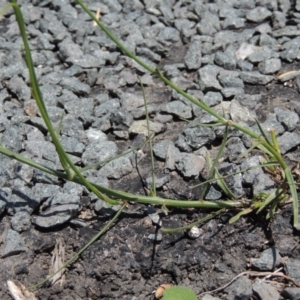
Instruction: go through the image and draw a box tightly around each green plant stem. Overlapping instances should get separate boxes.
[76,0,298,225]
[11,0,118,205]
[0,146,245,209]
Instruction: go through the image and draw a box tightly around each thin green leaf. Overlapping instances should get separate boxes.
[229,208,253,224]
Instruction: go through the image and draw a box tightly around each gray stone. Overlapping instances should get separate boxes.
[64,98,94,117]
[214,52,236,70]
[33,192,80,228]
[230,100,256,124]
[145,175,170,189]
[92,114,112,132]
[274,108,299,131]
[246,7,272,22]
[100,156,133,179]
[259,33,278,47]
[251,247,282,271]
[68,54,105,68]
[284,258,300,282]
[131,104,159,119]
[60,115,84,137]
[2,229,26,258]
[120,92,144,111]
[0,198,6,216]
[201,295,221,300]
[11,211,31,232]
[153,140,181,170]
[198,65,222,91]
[221,87,244,98]
[128,120,165,136]
[184,40,201,70]
[8,186,39,215]
[218,162,244,198]
[248,48,276,63]
[252,280,280,300]
[225,275,252,300]
[157,27,180,42]
[60,136,85,156]
[161,101,192,119]
[1,126,23,152]
[94,99,120,117]
[258,58,281,74]
[24,141,59,165]
[223,17,245,29]
[7,76,31,101]
[31,182,60,203]
[14,162,34,184]
[237,59,253,71]
[272,11,286,29]
[136,47,161,63]
[277,132,300,154]
[147,233,162,242]
[94,200,121,216]
[176,153,205,178]
[0,63,24,81]
[280,48,299,62]
[82,140,118,166]
[62,182,83,197]
[31,157,59,184]
[196,11,220,36]
[85,129,107,143]
[180,126,216,150]
[218,75,244,88]
[241,156,262,185]
[110,111,133,130]
[240,71,274,85]
[60,77,90,96]
[59,40,83,60]
[281,287,300,300]
[203,92,223,107]
[226,137,247,164]
[205,184,222,200]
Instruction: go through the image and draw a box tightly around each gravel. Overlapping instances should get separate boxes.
[1,0,300,298]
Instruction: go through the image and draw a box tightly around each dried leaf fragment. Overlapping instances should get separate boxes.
[155,284,172,299]
[49,237,66,286]
[7,280,38,300]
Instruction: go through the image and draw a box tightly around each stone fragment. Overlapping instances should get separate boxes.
[198,65,222,91]
[224,275,252,300]
[100,156,133,179]
[11,211,31,232]
[258,58,281,75]
[184,40,201,70]
[251,247,282,271]
[274,108,299,131]
[129,120,165,136]
[252,280,280,300]
[281,287,300,300]
[176,153,205,178]
[284,258,300,282]
[277,132,300,154]
[2,229,26,258]
[240,71,273,85]
[161,100,192,119]
[82,140,118,166]
[246,7,272,22]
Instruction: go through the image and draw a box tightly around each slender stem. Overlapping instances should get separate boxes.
[0,146,245,209]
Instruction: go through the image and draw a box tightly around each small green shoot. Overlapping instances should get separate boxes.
[161,286,197,300]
